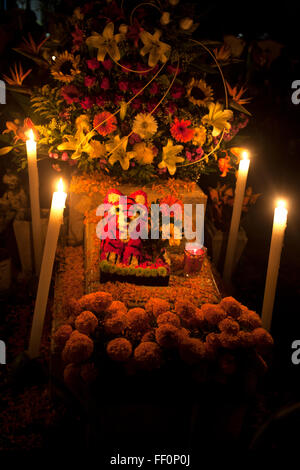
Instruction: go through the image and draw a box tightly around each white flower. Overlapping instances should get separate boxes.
[132,113,158,139]
[160,12,170,25]
[179,17,193,30]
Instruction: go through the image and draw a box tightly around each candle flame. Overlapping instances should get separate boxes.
[26,129,35,142]
[277,199,286,209]
[57,178,64,193]
[241,150,249,160]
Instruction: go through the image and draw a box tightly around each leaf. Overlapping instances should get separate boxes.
[0,146,13,155]
[229,99,252,117]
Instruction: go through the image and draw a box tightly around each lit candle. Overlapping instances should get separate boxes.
[223,150,250,283]
[26,129,43,274]
[184,242,207,275]
[28,178,67,358]
[261,200,288,331]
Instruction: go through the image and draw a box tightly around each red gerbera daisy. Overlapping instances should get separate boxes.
[93,111,117,136]
[170,118,194,143]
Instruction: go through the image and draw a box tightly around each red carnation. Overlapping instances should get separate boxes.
[87,58,100,70]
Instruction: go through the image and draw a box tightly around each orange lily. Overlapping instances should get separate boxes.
[213,45,231,62]
[18,33,48,55]
[3,63,32,86]
[226,81,252,105]
[218,155,232,177]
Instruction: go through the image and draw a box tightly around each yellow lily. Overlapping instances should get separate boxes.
[139,30,170,67]
[58,115,96,159]
[158,139,184,176]
[201,102,233,137]
[106,135,136,171]
[86,22,123,62]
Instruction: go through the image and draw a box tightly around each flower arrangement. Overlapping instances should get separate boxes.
[54,292,273,394]
[207,182,261,232]
[1,0,251,184]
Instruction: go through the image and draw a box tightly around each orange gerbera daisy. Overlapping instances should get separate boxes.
[93,111,117,136]
[170,118,194,143]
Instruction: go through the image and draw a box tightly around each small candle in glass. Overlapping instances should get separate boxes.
[184,242,207,275]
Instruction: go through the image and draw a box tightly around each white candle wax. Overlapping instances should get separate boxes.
[261,200,288,331]
[28,178,67,358]
[26,129,43,274]
[223,151,250,283]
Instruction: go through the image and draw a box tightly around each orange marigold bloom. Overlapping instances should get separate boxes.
[141,330,156,342]
[179,338,206,365]
[75,310,98,335]
[53,324,73,349]
[201,303,227,326]
[219,296,242,319]
[252,328,274,353]
[237,330,254,348]
[155,324,180,349]
[171,118,195,143]
[93,111,117,136]
[175,300,197,327]
[106,300,127,317]
[145,298,170,318]
[80,362,98,384]
[77,291,113,316]
[218,353,236,375]
[218,317,240,335]
[104,312,128,335]
[157,311,181,328]
[127,308,150,333]
[238,310,262,330]
[219,332,242,350]
[195,308,207,330]
[63,363,81,392]
[106,338,132,362]
[134,342,161,370]
[62,331,94,364]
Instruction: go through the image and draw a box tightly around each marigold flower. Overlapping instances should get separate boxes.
[106,300,127,317]
[75,310,98,335]
[141,330,156,342]
[195,308,207,330]
[157,312,181,328]
[237,331,254,348]
[145,298,170,318]
[238,310,262,330]
[201,303,226,326]
[53,324,73,349]
[179,338,206,364]
[62,331,94,363]
[219,296,242,319]
[155,324,180,349]
[80,362,98,384]
[104,312,128,335]
[252,328,274,353]
[127,308,150,333]
[218,317,240,335]
[106,338,132,362]
[134,342,161,370]
[218,353,236,375]
[218,332,241,350]
[63,363,81,392]
[77,291,113,316]
[175,300,197,327]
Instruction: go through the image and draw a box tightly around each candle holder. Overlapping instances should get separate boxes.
[184,244,207,276]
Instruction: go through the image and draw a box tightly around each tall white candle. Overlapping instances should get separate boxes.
[26,129,43,274]
[261,200,288,331]
[223,150,250,283]
[28,178,67,359]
